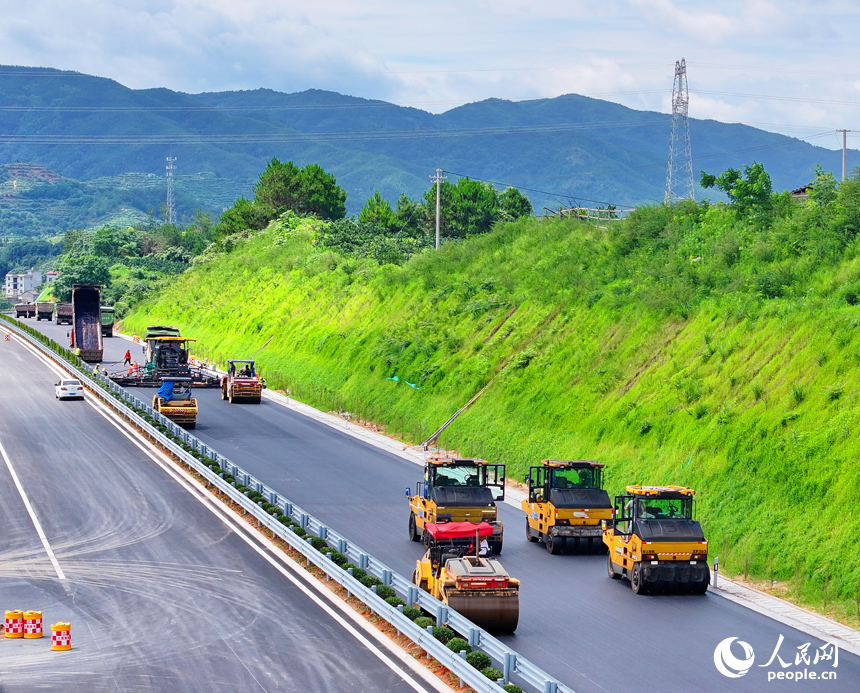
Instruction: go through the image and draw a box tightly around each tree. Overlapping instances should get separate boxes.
[394,193,427,236]
[498,187,533,220]
[700,162,773,217]
[52,255,112,302]
[251,158,347,221]
[359,191,397,231]
[216,197,273,239]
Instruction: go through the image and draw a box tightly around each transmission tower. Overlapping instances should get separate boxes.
[165,156,177,224]
[665,58,695,201]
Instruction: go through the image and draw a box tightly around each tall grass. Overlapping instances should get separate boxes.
[124,190,860,619]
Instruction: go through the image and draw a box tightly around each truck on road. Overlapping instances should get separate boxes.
[15,303,33,318]
[100,306,115,337]
[72,284,103,363]
[36,301,54,321]
[55,303,73,325]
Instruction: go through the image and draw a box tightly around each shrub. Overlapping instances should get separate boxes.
[639,419,652,435]
[751,382,765,401]
[466,651,491,670]
[503,685,523,693]
[414,616,434,629]
[446,637,471,654]
[375,584,396,600]
[276,514,291,525]
[346,566,367,580]
[360,575,382,588]
[261,502,278,514]
[825,383,844,401]
[385,596,405,608]
[291,526,307,538]
[481,667,503,681]
[329,551,348,566]
[310,536,328,550]
[791,383,806,404]
[320,546,334,555]
[402,606,422,621]
[433,626,456,643]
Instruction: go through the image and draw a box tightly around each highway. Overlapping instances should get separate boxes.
[0,326,439,692]
[31,319,860,692]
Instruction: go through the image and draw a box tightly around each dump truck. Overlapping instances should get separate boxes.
[221,359,265,403]
[523,460,612,554]
[408,456,505,554]
[100,306,115,337]
[603,485,709,595]
[55,303,73,325]
[413,521,520,633]
[35,301,54,321]
[72,284,103,362]
[152,378,198,428]
[14,303,33,318]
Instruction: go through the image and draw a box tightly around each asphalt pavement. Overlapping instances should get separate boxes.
[0,324,438,692]
[26,317,860,692]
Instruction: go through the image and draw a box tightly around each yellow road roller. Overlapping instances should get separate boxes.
[153,377,198,429]
[603,485,709,594]
[413,521,519,633]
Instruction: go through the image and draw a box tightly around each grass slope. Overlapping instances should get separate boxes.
[124,209,860,619]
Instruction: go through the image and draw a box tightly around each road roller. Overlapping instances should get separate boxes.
[407,456,505,554]
[523,460,612,554]
[412,521,519,634]
[603,485,709,595]
[153,377,198,429]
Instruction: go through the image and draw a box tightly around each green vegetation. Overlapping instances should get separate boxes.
[125,166,860,622]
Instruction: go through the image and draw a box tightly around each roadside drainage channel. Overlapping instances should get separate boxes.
[3,315,572,693]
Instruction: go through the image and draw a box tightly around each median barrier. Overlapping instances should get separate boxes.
[23,611,43,638]
[4,610,23,638]
[1,314,577,693]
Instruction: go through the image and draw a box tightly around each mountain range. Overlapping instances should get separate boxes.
[0,65,856,235]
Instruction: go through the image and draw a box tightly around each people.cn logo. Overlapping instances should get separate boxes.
[714,637,756,678]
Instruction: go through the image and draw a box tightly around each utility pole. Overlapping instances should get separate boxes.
[837,130,851,181]
[165,156,177,225]
[430,168,446,249]
[665,58,695,202]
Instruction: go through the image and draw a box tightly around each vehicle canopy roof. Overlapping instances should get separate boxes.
[425,457,491,467]
[100,306,116,313]
[228,359,255,365]
[160,377,193,384]
[541,459,604,469]
[148,336,196,342]
[424,521,494,539]
[625,485,695,498]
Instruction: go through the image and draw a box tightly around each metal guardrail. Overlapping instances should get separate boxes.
[3,315,573,693]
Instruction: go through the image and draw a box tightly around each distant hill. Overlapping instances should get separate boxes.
[0,65,856,234]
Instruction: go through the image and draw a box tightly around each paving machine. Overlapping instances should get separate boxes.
[221,359,265,403]
[523,460,612,554]
[603,485,709,594]
[111,325,219,387]
[413,521,520,633]
[408,456,505,554]
[152,377,198,428]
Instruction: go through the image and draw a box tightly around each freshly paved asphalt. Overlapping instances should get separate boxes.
[28,318,860,692]
[0,325,436,692]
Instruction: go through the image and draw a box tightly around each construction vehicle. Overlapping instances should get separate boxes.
[523,460,612,554]
[14,303,33,318]
[152,378,198,428]
[100,306,115,337]
[111,325,219,387]
[407,456,505,554]
[221,360,265,403]
[55,303,73,325]
[71,284,103,362]
[35,301,54,321]
[603,485,709,595]
[413,521,520,633]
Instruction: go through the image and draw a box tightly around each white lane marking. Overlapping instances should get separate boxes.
[0,436,66,580]
[84,391,445,693]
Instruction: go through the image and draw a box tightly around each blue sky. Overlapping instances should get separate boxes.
[0,0,857,150]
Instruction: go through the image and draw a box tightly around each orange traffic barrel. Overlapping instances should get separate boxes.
[4,610,23,638]
[23,611,43,638]
[50,622,71,651]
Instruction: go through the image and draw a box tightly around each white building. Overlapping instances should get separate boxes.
[4,269,42,298]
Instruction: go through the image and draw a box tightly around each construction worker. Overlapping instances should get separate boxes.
[123,349,132,366]
[74,347,81,358]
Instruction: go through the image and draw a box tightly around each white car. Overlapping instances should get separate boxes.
[55,379,84,400]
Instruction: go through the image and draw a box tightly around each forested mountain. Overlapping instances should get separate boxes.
[0,65,856,235]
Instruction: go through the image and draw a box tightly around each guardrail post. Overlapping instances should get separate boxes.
[504,653,516,683]
[200,444,208,457]
[256,481,263,494]
[337,539,347,554]
[283,502,292,517]
[305,537,312,566]
[318,526,328,540]
[300,514,309,529]
[407,586,418,607]
[544,682,558,693]
[269,491,277,505]
[468,627,479,649]
[381,570,391,586]
[359,554,369,569]
[436,606,448,626]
